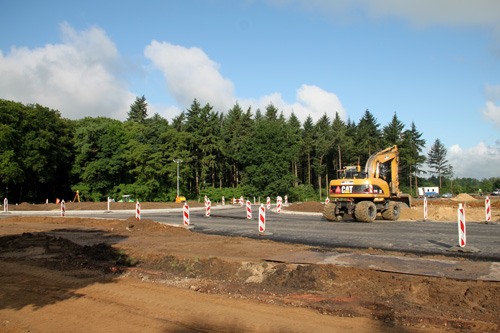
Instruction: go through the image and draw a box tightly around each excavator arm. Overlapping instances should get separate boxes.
[365,145,400,195]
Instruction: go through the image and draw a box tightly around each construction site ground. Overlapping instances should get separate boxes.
[1,196,499,332]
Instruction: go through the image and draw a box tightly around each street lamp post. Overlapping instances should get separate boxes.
[173,159,183,198]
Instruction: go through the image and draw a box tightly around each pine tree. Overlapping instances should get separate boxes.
[356,109,382,162]
[127,95,148,123]
[427,138,450,189]
[383,112,405,146]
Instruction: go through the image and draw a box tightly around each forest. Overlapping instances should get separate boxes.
[1,97,499,204]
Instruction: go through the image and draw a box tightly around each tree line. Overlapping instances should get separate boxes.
[1,97,498,203]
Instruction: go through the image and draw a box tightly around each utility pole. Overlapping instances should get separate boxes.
[173,159,183,198]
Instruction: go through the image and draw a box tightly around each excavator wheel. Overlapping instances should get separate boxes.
[381,201,401,220]
[323,202,336,221]
[353,201,377,222]
[323,202,344,222]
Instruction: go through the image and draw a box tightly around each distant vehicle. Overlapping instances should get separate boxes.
[441,193,453,198]
[426,192,440,198]
[119,195,135,202]
[492,189,500,196]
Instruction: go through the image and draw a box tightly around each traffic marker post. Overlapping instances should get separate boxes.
[325,197,330,204]
[424,196,428,221]
[259,204,265,233]
[136,201,141,220]
[266,197,271,209]
[3,198,7,212]
[183,204,190,226]
[222,196,225,206]
[206,200,211,217]
[285,195,288,205]
[240,196,244,206]
[485,197,491,222]
[258,204,272,235]
[246,200,252,219]
[61,200,66,217]
[107,197,111,212]
[277,196,282,213]
[458,203,466,247]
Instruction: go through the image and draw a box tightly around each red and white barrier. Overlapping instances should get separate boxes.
[204,195,208,206]
[285,195,288,205]
[424,196,428,220]
[3,198,7,212]
[485,196,491,222]
[259,204,266,233]
[136,201,141,220]
[277,196,282,213]
[206,200,211,217]
[183,204,190,226]
[246,200,252,219]
[325,197,330,204]
[457,203,466,247]
[240,196,244,206]
[266,197,270,209]
[61,200,66,217]
[222,196,225,206]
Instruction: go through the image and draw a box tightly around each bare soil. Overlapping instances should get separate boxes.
[1,200,499,332]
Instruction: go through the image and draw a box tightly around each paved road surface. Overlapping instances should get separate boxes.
[2,205,499,260]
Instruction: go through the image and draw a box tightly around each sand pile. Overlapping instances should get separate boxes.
[451,193,477,201]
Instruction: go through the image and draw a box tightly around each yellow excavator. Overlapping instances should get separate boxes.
[323,145,411,222]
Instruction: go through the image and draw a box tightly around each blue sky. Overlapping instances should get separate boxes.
[1,0,499,179]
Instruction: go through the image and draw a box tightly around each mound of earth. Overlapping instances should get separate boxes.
[1,215,499,331]
[451,193,478,202]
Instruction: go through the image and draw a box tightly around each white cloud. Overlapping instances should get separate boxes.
[144,41,345,123]
[0,22,134,120]
[448,142,500,178]
[144,41,236,113]
[239,85,346,123]
[268,0,500,29]
[480,84,500,129]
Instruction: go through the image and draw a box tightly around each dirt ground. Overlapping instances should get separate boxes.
[1,199,500,332]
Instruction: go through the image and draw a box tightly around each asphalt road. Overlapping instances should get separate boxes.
[2,205,500,260]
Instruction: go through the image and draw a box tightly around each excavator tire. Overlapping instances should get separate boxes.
[354,201,377,222]
[323,202,338,221]
[381,201,401,220]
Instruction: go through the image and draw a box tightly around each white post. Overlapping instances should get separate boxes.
[457,203,466,247]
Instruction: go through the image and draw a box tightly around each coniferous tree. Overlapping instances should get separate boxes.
[356,109,382,162]
[383,112,405,146]
[301,115,315,185]
[127,95,148,123]
[427,138,450,189]
[401,122,426,194]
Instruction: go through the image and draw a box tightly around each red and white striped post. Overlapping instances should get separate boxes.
[277,196,282,213]
[325,197,330,204]
[246,200,252,219]
[183,204,190,226]
[136,201,141,220]
[266,197,271,209]
[61,200,66,217]
[3,198,7,212]
[424,196,428,221]
[485,196,491,222]
[240,196,244,206]
[259,204,266,233]
[222,196,225,206]
[206,200,211,217]
[204,195,208,206]
[285,195,288,205]
[457,203,466,247]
